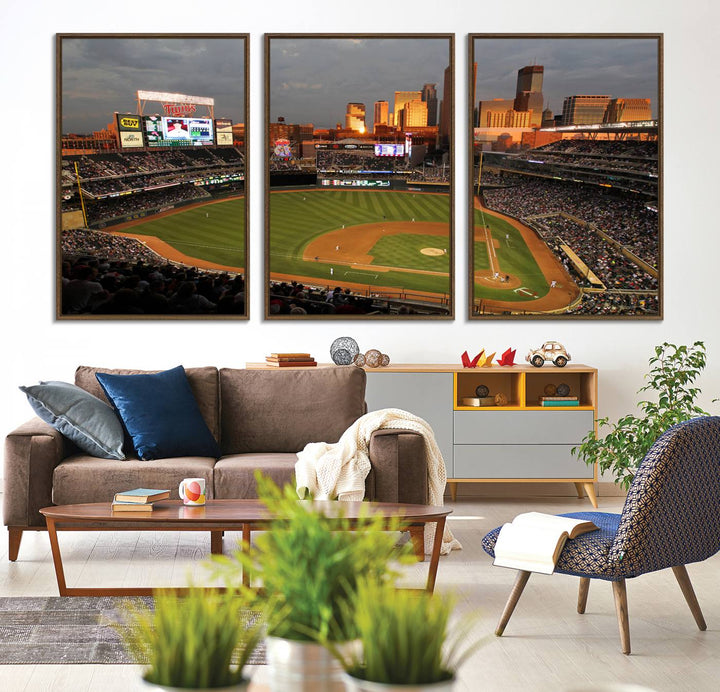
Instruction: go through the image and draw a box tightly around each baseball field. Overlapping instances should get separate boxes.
[109,197,246,272]
[269,189,451,296]
[473,198,580,313]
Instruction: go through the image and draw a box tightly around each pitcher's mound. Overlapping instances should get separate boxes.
[421,247,446,256]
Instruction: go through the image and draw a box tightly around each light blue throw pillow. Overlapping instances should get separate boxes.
[95,365,221,461]
[20,381,125,460]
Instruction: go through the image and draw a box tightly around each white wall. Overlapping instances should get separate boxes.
[2,0,719,442]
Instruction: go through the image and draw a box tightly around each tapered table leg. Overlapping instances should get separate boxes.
[496,570,531,636]
[425,517,446,593]
[46,518,69,597]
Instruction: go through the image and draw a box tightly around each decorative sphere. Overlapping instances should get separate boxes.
[475,384,490,398]
[494,392,508,406]
[330,337,359,365]
[365,349,382,368]
[544,383,557,396]
[353,353,366,367]
[556,383,571,396]
[380,353,390,367]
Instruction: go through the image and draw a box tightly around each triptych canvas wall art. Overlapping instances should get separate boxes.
[56,33,661,321]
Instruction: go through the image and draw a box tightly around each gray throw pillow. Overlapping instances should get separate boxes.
[20,381,125,460]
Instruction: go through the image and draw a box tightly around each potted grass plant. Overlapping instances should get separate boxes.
[330,579,483,691]
[118,586,262,691]
[209,473,413,692]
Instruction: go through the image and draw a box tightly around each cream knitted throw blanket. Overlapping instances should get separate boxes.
[295,408,461,556]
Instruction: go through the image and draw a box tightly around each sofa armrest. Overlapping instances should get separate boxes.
[4,418,67,527]
[366,428,427,505]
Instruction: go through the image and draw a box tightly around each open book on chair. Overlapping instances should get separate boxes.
[493,512,599,575]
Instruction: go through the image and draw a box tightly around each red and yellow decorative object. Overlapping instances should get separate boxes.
[481,352,496,367]
[497,348,517,366]
[461,350,484,368]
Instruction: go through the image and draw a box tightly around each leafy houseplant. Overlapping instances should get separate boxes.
[574,342,715,489]
[118,587,262,690]
[332,579,483,690]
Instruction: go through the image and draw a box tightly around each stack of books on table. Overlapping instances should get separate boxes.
[538,396,580,407]
[111,488,170,512]
[265,353,317,367]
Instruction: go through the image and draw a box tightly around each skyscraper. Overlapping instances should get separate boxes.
[514,65,544,128]
[603,98,652,123]
[397,99,428,129]
[421,83,438,127]
[438,65,452,148]
[394,91,422,127]
[373,100,389,129]
[561,95,612,126]
[345,103,366,133]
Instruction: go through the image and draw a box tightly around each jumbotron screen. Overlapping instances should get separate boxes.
[374,143,404,157]
[143,116,214,147]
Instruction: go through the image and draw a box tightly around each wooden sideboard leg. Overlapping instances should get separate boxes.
[408,526,425,562]
[448,482,458,502]
[8,528,23,562]
[583,482,598,508]
[573,482,585,499]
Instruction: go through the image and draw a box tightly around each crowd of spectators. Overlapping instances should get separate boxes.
[61,230,245,316]
[534,140,657,159]
[564,292,659,316]
[482,175,658,266]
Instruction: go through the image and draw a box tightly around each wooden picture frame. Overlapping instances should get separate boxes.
[265,34,454,319]
[469,34,662,319]
[57,33,249,319]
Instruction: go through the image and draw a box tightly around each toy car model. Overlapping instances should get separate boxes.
[526,341,571,368]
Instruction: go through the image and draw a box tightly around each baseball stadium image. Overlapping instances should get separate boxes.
[266,35,453,318]
[470,35,661,319]
[58,35,248,319]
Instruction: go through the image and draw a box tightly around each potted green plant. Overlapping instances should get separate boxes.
[118,586,262,691]
[573,342,716,489]
[330,579,483,691]
[209,473,413,692]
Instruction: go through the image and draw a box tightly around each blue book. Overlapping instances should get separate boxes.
[113,488,170,503]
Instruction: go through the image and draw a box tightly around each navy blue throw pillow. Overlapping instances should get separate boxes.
[95,366,220,460]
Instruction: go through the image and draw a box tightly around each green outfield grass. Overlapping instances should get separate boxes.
[270,189,450,293]
[473,207,549,301]
[122,198,246,268]
[370,234,449,272]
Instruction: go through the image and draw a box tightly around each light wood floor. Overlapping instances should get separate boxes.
[1,494,718,692]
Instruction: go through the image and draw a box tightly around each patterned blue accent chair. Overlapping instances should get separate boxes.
[482,416,720,654]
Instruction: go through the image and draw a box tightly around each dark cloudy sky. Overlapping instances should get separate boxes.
[269,37,451,129]
[61,37,246,133]
[474,37,659,119]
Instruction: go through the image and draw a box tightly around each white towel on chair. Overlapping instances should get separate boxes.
[295,408,461,556]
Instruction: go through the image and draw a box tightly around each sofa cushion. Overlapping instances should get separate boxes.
[75,365,220,440]
[53,454,216,505]
[95,366,221,461]
[19,381,125,460]
[213,453,299,499]
[219,367,366,454]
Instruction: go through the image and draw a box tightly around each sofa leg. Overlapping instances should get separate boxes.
[8,528,23,561]
[408,526,425,561]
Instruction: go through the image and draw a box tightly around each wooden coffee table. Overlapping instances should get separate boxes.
[40,499,451,597]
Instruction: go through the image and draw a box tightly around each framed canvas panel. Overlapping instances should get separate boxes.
[469,34,662,319]
[265,34,454,319]
[57,34,249,319]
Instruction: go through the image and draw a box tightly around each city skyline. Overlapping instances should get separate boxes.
[269,37,450,129]
[61,37,246,134]
[474,37,659,120]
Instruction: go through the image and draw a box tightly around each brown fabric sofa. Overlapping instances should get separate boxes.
[4,366,427,561]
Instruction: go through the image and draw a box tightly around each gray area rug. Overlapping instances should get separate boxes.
[0,597,266,665]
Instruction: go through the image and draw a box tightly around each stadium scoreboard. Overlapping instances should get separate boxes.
[115,113,234,149]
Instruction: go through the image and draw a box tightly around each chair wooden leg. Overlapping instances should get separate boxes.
[611,579,631,655]
[577,577,590,614]
[8,528,23,562]
[495,570,531,636]
[672,565,707,631]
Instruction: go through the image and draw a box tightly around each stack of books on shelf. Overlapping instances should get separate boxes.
[111,488,170,512]
[538,396,580,407]
[265,353,317,367]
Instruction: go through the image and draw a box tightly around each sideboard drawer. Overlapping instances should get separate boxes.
[453,444,594,479]
[453,410,594,445]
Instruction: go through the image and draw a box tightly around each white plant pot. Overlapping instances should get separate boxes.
[141,676,249,691]
[341,672,456,692]
[265,636,346,692]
